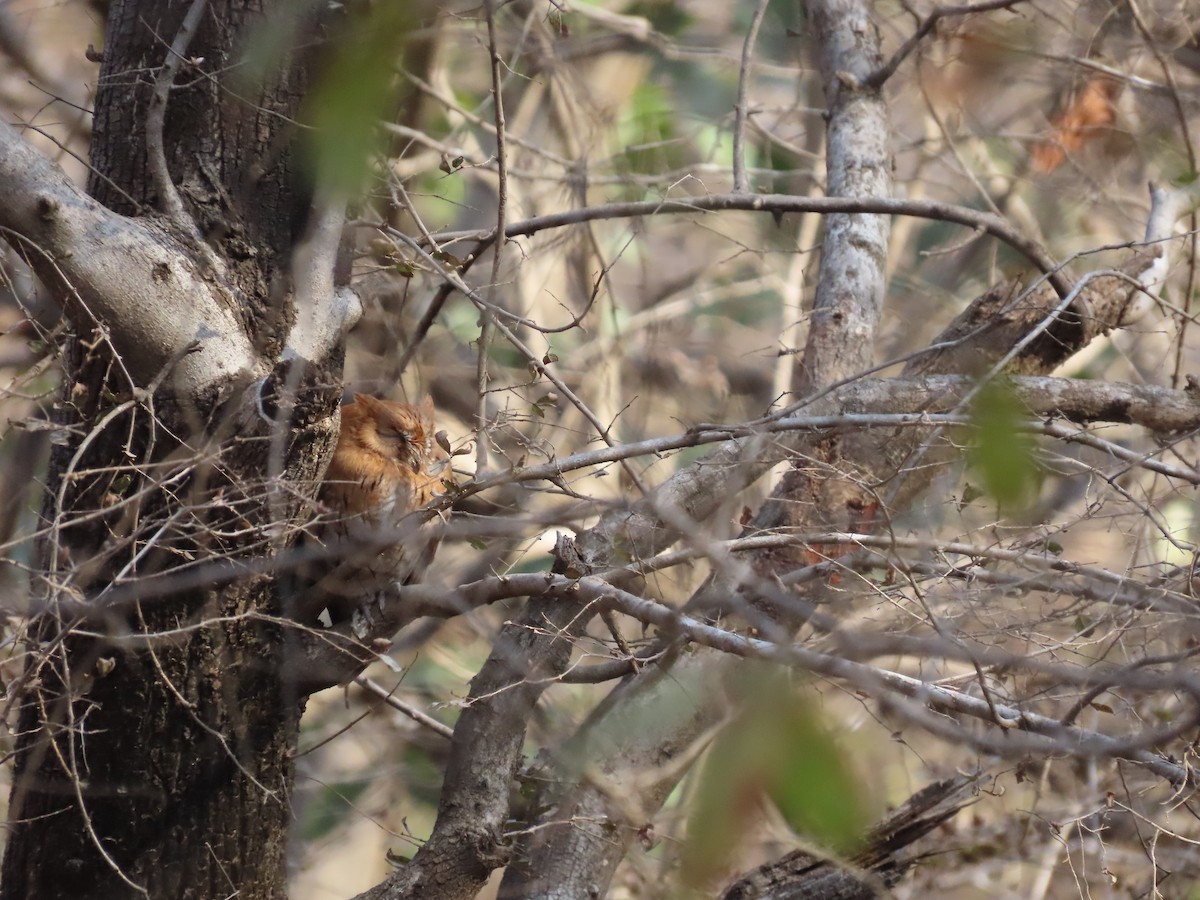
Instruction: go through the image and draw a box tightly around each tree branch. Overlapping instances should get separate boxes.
[732,0,770,192]
[863,0,1030,90]
[0,119,256,396]
[146,0,208,236]
[428,192,1073,299]
[285,187,359,364]
[796,0,892,394]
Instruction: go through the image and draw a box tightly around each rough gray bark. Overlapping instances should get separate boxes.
[0,118,255,395]
[0,2,352,897]
[794,0,892,395]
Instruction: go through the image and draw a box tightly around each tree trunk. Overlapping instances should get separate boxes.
[1,2,336,897]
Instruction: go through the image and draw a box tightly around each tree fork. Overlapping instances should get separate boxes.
[0,2,347,897]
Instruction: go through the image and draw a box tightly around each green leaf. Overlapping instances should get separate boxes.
[303,4,420,193]
[682,673,867,888]
[966,380,1039,510]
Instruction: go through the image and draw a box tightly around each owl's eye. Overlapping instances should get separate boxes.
[377,426,410,444]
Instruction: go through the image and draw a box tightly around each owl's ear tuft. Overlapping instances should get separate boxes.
[352,393,385,412]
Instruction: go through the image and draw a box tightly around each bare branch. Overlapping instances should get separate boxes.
[863,0,1030,90]
[354,676,454,740]
[563,575,1200,780]
[428,192,1073,298]
[0,119,256,395]
[285,188,359,364]
[475,0,510,474]
[146,0,208,236]
[732,0,771,192]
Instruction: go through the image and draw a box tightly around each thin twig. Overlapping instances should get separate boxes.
[477,0,510,476]
[356,675,454,739]
[732,0,771,192]
[863,0,1029,90]
[146,0,208,235]
[383,181,446,377]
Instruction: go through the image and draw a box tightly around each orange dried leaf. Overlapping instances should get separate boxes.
[1031,75,1121,173]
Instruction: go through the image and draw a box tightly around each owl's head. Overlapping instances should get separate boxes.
[345,393,442,475]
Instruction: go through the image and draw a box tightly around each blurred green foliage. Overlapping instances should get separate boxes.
[966,379,1039,511]
[682,671,867,888]
[300,778,371,841]
[305,3,419,194]
[619,82,683,179]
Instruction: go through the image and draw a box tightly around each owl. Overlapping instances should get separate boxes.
[322,394,445,523]
[292,394,448,628]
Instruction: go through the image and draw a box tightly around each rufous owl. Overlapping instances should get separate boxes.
[293,394,447,627]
